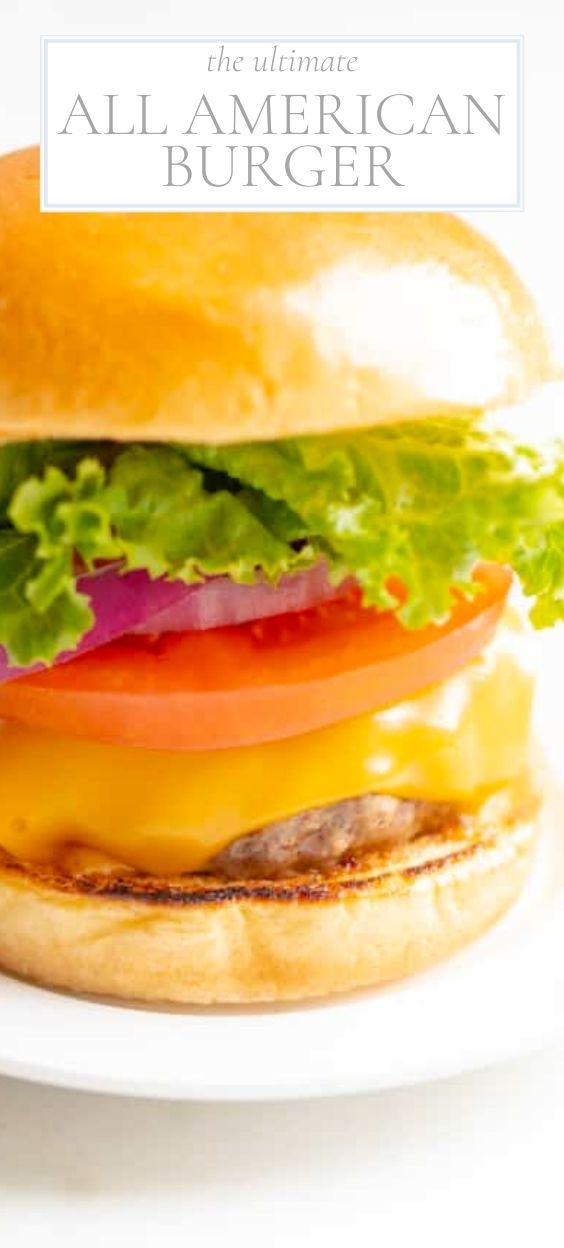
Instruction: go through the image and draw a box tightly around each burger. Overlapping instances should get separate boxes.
[0,145,558,1004]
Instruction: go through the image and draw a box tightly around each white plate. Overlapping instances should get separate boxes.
[1,646,564,1101]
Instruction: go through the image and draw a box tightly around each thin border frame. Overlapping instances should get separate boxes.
[40,34,524,213]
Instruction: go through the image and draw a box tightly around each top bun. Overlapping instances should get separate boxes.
[0,146,551,445]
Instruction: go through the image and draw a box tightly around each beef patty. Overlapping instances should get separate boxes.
[209,794,462,879]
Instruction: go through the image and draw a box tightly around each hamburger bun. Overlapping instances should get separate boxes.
[0,145,551,446]
[0,781,537,1004]
[0,146,544,1006]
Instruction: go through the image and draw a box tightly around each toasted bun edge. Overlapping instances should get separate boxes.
[0,784,538,1004]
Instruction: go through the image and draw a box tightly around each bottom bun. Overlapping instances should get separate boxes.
[0,782,538,1005]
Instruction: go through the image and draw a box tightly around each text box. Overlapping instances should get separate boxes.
[41,37,523,211]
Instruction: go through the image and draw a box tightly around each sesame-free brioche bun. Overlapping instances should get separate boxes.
[0,782,537,1005]
[0,146,551,446]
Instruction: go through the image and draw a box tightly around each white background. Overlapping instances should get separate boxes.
[2,0,564,1243]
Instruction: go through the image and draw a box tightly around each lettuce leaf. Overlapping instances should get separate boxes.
[1,418,564,667]
[2,444,317,665]
[184,422,564,628]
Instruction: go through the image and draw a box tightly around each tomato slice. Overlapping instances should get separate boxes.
[0,565,511,750]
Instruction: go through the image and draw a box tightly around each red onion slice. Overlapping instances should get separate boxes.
[0,561,352,685]
[133,563,351,635]
[0,567,188,684]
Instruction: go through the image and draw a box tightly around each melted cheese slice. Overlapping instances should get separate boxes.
[0,618,533,875]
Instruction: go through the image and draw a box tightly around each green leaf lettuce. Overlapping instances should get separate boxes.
[0,417,563,667]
